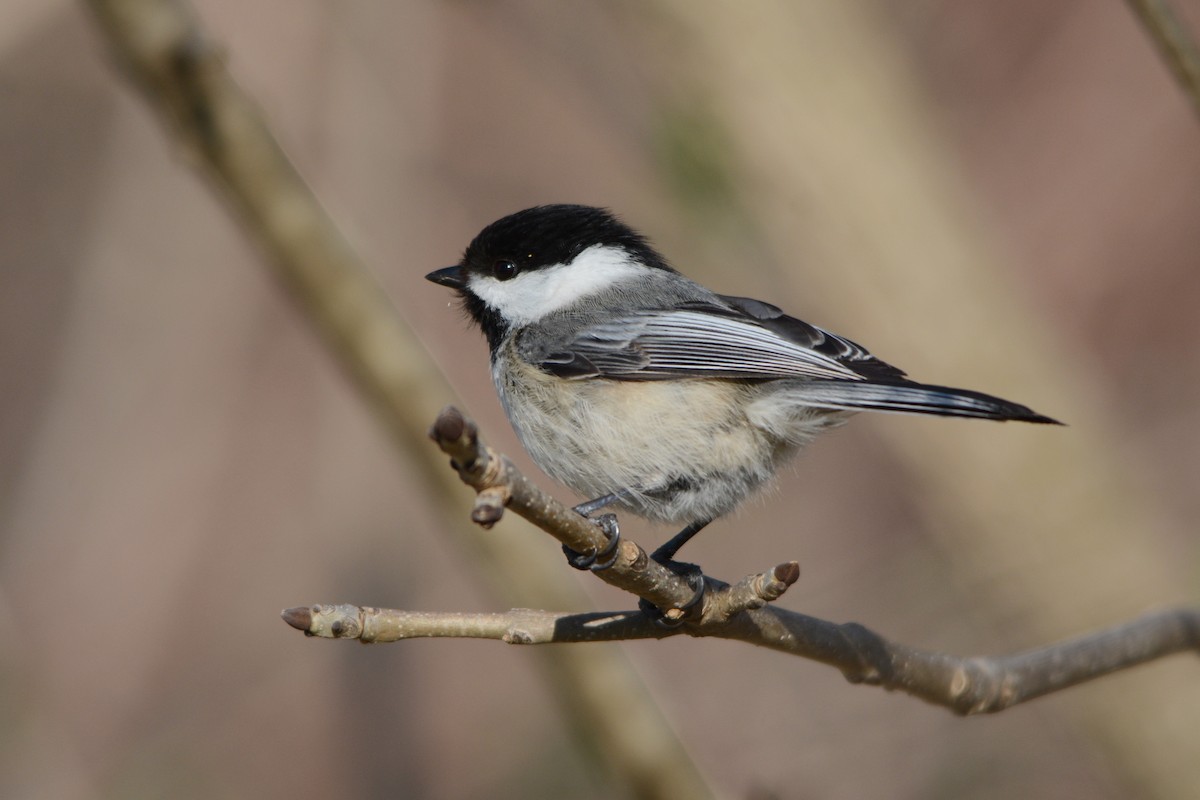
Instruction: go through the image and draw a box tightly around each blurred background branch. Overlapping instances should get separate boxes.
[1126,0,1200,117]
[82,1,711,798]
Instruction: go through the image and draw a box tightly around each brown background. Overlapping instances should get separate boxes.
[2,2,1199,798]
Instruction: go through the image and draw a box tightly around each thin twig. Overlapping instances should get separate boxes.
[284,605,668,644]
[1126,0,1200,118]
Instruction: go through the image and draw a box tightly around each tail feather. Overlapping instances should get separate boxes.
[785,380,1062,425]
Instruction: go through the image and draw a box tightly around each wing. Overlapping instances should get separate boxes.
[535,295,1060,424]
[538,295,905,382]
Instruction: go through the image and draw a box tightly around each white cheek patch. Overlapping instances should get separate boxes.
[468,244,643,325]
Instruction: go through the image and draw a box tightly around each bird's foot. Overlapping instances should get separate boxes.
[562,513,622,572]
[639,559,706,628]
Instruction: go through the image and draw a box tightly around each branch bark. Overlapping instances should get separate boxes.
[286,408,1200,716]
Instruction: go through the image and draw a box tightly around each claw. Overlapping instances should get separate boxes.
[589,514,621,570]
[639,565,706,628]
[562,514,621,572]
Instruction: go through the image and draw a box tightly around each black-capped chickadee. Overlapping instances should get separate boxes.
[428,205,1059,564]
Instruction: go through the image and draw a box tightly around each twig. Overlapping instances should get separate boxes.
[429,406,719,620]
[283,606,668,644]
[286,408,1200,716]
[1126,0,1200,118]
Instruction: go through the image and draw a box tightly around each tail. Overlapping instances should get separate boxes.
[784,380,1062,424]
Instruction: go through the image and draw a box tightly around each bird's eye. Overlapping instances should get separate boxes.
[491,260,518,281]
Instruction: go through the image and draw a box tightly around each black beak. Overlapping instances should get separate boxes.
[426,265,467,289]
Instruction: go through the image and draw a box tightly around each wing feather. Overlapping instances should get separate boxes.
[542,308,874,381]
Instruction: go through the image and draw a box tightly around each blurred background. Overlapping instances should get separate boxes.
[3,1,1199,798]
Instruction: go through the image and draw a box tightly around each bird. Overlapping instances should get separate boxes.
[427,204,1059,571]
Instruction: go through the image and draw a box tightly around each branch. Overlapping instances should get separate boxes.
[286,408,1200,716]
[285,603,1199,714]
[1126,0,1200,118]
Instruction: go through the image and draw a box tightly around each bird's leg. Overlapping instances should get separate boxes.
[651,519,711,563]
[571,492,625,518]
[562,490,633,572]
